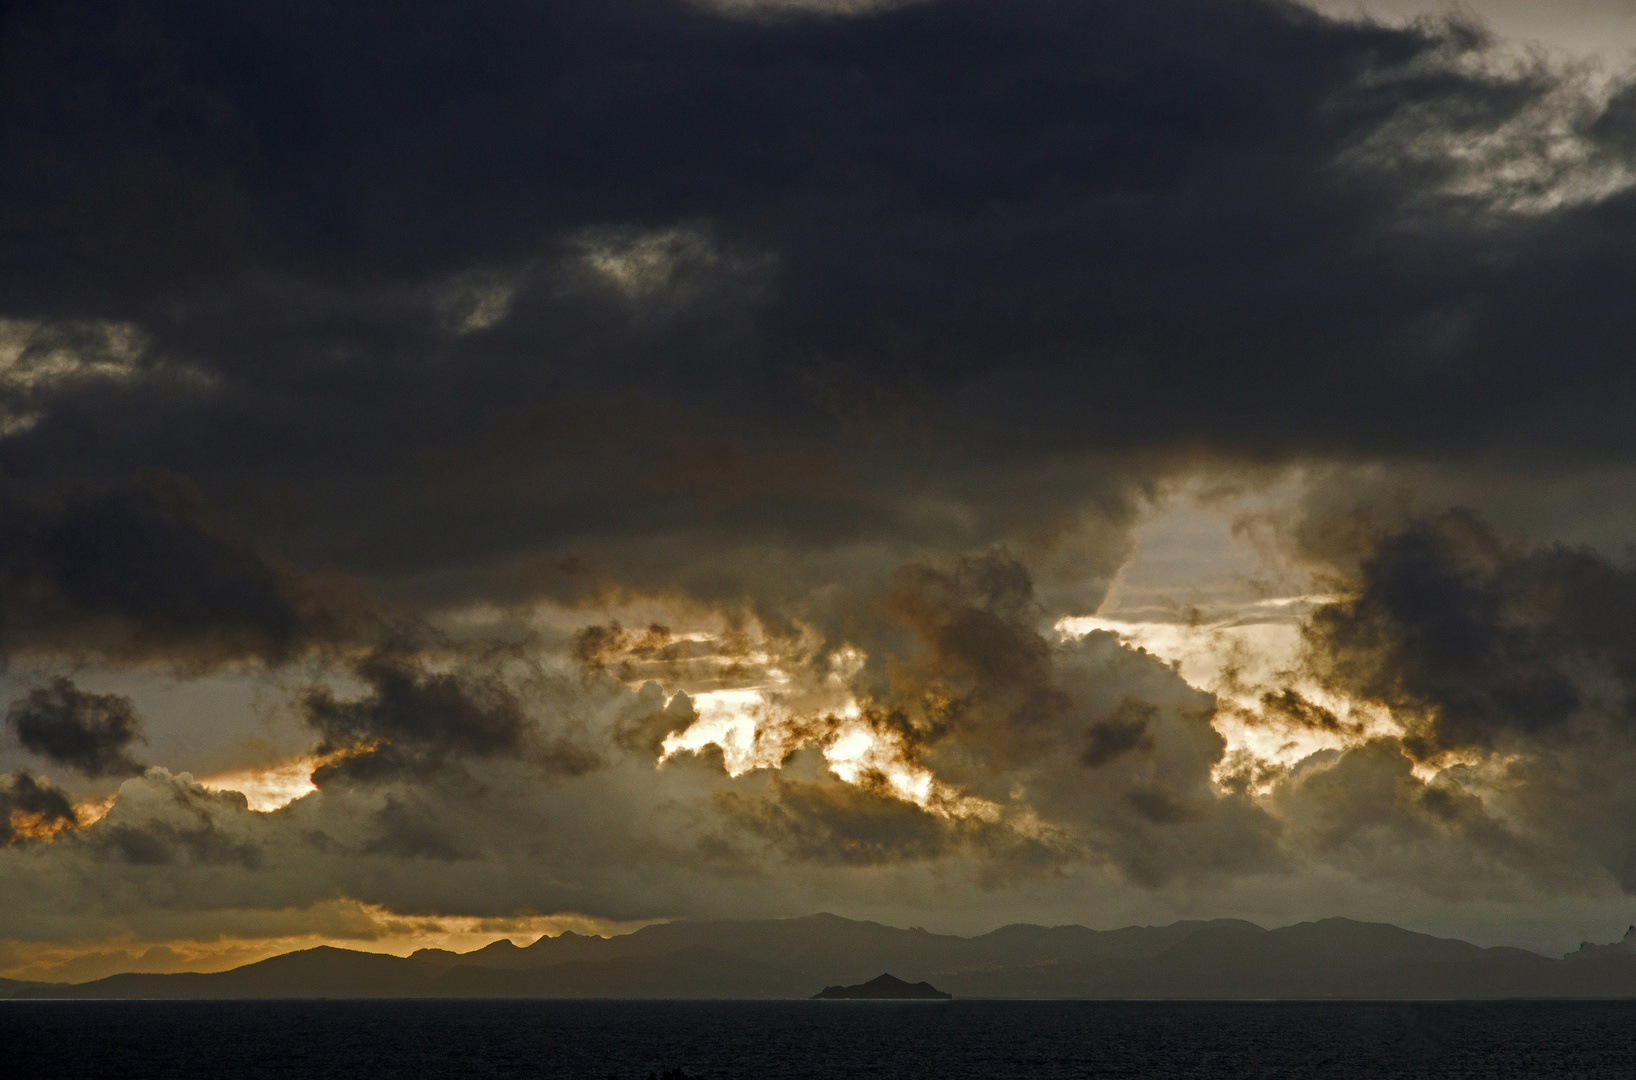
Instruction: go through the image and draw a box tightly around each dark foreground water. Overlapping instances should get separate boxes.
[6,999,1636,1079]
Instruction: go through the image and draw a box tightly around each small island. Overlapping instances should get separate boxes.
[811,973,952,999]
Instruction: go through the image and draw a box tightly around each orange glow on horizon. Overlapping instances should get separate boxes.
[0,900,662,984]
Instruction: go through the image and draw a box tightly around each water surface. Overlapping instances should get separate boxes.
[7,999,1634,1079]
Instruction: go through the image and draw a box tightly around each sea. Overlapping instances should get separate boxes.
[6,999,1635,1079]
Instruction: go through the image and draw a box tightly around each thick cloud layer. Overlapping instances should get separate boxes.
[3,0,1636,953]
[3,0,1635,616]
[0,474,359,667]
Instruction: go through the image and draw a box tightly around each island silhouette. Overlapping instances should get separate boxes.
[7,914,1636,999]
[812,973,952,999]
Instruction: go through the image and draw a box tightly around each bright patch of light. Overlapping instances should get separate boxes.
[1057,611,1307,691]
[822,719,1000,820]
[660,689,779,775]
[199,757,320,812]
[72,793,118,827]
[1059,604,1403,788]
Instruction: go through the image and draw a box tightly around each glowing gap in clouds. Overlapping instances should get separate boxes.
[199,757,320,812]
[661,686,1002,821]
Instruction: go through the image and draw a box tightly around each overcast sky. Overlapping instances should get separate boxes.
[7,0,1636,978]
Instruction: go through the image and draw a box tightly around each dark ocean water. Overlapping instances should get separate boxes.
[6,999,1635,1079]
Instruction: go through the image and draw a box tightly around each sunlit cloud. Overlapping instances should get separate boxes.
[1342,35,1636,215]
[662,683,1003,821]
[638,626,997,819]
[1057,611,1306,691]
[71,792,118,828]
[1057,604,1402,787]
[822,719,1003,821]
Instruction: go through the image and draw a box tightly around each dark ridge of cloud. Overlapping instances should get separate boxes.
[1299,510,1636,759]
[0,769,77,845]
[0,472,361,668]
[92,819,265,870]
[304,651,603,785]
[361,795,484,862]
[6,677,146,778]
[714,773,1021,867]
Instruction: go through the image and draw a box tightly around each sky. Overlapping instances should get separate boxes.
[1304,1,1636,63]
[7,0,1636,979]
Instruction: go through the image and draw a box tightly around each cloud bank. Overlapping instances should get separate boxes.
[4,0,1636,958]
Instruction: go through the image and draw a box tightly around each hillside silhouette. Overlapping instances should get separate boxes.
[8,914,1636,999]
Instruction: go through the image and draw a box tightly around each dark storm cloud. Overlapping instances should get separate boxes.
[1265,738,1553,898]
[1298,510,1636,759]
[4,0,1636,628]
[612,683,699,758]
[1243,505,1636,895]
[864,549,1072,766]
[304,651,602,785]
[361,794,484,862]
[9,0,1636,943]
[6,678,146,778]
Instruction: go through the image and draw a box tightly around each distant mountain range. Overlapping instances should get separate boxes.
[6,915,1636,1000]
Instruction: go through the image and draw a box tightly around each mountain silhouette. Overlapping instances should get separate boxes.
[8,915,1636,999]
[813,973,952,999]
